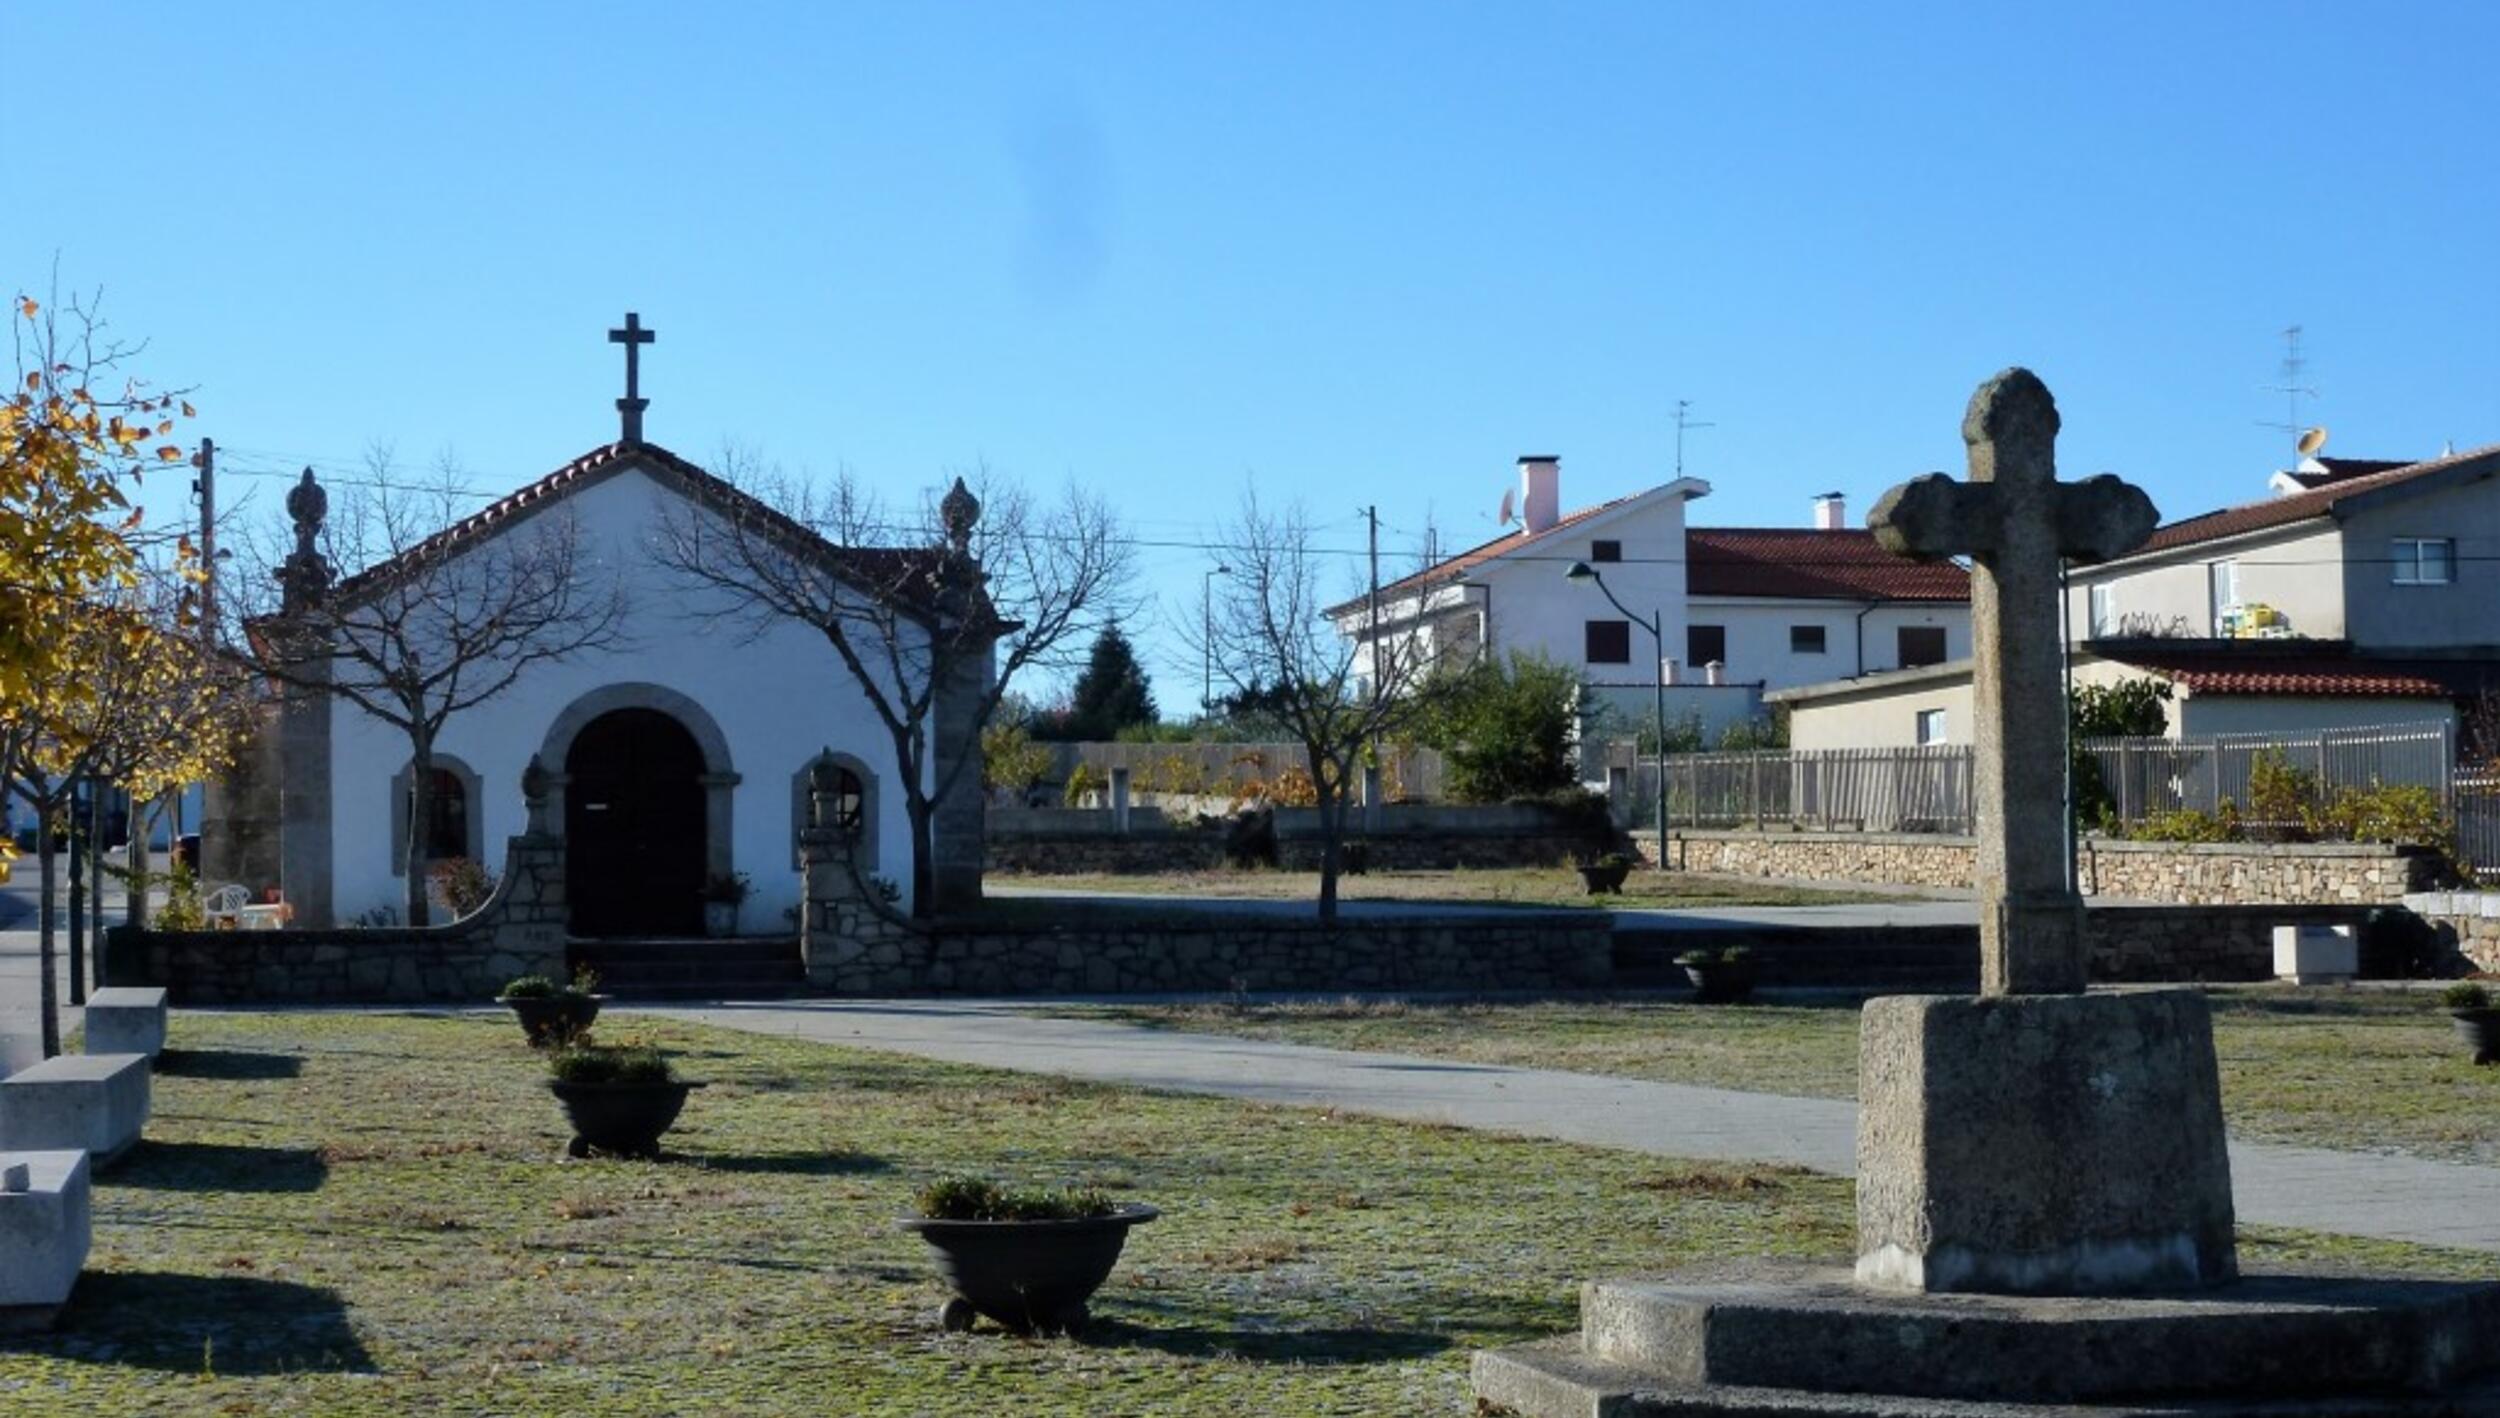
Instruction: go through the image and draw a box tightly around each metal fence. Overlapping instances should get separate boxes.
[1599,722,2460,837]
[2456,773,2500,877]
[2077,723,2455,832]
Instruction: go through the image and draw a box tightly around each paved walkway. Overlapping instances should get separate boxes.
[658,998,2500,1256]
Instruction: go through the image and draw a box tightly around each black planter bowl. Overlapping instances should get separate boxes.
[1681,961,1757,1004]
[2454,1008,2500,1066]
[1577,864,1631,895]
[548,1079,704,1158]
[898,1203,1160,1336]
[501,993,605,1048]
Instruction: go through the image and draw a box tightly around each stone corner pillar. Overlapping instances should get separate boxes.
[275,662,334,929]
[1854,989,2236,1296]
[927,645,992,912]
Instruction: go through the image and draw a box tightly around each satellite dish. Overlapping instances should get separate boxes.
[2297,426,2329,456]
[1497,488,1517,526]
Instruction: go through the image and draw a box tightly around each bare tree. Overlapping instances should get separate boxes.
[1196,492,1452,923]
[232,455,626,925]
[655,455,1131,918]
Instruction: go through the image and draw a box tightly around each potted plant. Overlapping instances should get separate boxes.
[700,871,751,937]
[1675,945,1757,1004]
[497,968,605,1047]
[1576,851,1634,895]
[545,1039,702,1158]
[898,1174,1158,1337]
[2446,982,2499,1066]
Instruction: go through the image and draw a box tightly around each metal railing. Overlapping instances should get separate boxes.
[1599,722,2460,837]
[2454,772,2500,877]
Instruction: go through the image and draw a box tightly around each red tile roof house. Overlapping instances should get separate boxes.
[1323,461,1973,742]
[1768,444,2500,749]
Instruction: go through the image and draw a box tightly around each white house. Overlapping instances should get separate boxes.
[1773,443,2500,750]
[1327,462,1972,740]
[204,439,989,933]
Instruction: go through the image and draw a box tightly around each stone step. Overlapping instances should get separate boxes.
[1474,1337,2500,1418]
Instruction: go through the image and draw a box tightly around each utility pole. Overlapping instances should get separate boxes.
[194,437,217,634]
[1365,504,1381,704]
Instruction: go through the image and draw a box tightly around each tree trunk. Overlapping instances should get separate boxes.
[124,798,152,929]
[87,787,105,996]
[404,744,433,927]
[67,786,85,1008]
[905,793,936,921]
[1315,776,1343,927]
[36,816,59,1060]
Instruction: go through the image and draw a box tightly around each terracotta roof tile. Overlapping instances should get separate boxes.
[2107,647,2450,698]
[2140,444,2500,555]
[1330,494,1640,615]
[1687,528,1970,602]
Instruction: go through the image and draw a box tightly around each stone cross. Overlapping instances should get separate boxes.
[1867,369,2157,994]
[608,311,656,444]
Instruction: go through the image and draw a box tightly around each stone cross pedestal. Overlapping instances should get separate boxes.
[1867,369,2156,996]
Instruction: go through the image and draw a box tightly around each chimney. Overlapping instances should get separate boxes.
[1705,661,1725,686]
[1812,491,1847,531]
[1660,657,1680,686]
[1518,456,1560,534]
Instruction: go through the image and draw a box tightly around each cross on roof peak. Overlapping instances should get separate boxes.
[608,311,656,444]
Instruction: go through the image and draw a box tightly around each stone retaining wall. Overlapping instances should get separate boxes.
[2402,892,2500,974]
[1641,829,2445,906]
[807,902,1615,997]
[2088,905,2378,983]
[102,833,568,1005]
[988,803,1610,875]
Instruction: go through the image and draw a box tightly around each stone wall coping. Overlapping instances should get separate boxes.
[918,910,1609,937]
[2405,891,2500,918]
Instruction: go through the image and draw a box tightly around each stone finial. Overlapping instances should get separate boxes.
[277,467,336,613]
[940,476,981,553]
[286,467,328,556]
[521,755,551,835]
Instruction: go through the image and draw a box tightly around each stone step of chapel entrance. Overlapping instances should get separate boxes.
[566,936,808,1001]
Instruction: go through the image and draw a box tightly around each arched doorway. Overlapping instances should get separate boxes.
[565,708,707,936]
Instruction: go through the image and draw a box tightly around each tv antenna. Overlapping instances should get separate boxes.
[2258,325,2318,453]
[1673,399,1715,478]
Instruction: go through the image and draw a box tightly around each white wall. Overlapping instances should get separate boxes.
[1785,676,1975,751]
[327,462,928,928]
[1475,493,1693,679]
[2067,523,2346,641]
[2341,479,2500,651]
[1690,598,1971,689]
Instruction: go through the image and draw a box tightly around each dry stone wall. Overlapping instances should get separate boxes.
[2402,892,2500,974]
[1643,829,2444,906]
[103,834,568,1004]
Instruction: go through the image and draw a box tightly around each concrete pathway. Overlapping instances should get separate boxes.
[657,997,2500,1256]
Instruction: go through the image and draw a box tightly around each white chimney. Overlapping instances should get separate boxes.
[1813,491,1847,531]
[1705,661,1725,686]
[1660,657,1680,686]
[1519,456,1560,534]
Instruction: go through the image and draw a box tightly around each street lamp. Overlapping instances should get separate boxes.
[1566,560,1670,863]
[1202,565,1231,720]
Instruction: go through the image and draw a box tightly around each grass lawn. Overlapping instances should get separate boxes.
[1057,987,2500,1166]
[989,867,1919,910]
[12,1015,2489,1416]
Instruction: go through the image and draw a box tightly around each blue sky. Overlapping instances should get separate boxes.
[12,3,2499,701]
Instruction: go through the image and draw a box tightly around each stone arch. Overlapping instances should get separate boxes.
[790,749,880,873]
[389,753,485,875]
[538,683,740,891]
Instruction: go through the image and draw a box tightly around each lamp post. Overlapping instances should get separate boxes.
[1202,565,1231,720]
[1566,560,1670,864]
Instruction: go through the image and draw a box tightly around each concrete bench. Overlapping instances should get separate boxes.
[81,987,168,1061]
[0,1150,90,1329]
[2273,923,2358,985]
[0,1055,152,1166]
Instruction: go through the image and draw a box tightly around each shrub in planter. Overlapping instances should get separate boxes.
[700,871,752,937]
[2360,908,2443,979]
[1675,945,1757,1004]
[546,1040,701,1158]
[899,1174,1158,1336]
[498,968,604,1047]
[2444,982,2499,1066]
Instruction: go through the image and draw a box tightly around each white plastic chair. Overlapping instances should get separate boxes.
[202,884,251,926]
